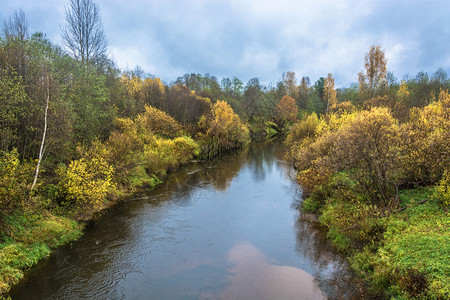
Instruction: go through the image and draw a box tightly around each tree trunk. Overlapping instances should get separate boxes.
[31,75,49,192]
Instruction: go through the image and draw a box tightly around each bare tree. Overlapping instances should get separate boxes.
[3,9,29,41]
[61,0,108,65]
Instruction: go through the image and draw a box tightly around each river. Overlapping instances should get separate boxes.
[9,139,363,299]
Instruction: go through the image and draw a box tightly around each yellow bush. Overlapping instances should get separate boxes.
[285,113,319,161]
[434,170,450,208]
[143,136,200,177]
[137,105,183,138]
[0,149,34,214]
[199,100,250,153]
[57,142,117,211]
[332,107,401,207]
[401,90,450,184]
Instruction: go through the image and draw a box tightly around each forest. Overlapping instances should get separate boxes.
[1,1,449,299]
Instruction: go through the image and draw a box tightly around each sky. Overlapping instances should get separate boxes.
[1,0,450,87]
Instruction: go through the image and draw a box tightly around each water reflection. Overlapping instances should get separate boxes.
[10,138,364,299]
[215,243,326,300]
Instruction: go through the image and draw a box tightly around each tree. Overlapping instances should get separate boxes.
[282,71,298,98]
[360,45,387,97]
[275,95,297,127]
[0,69,27,152]
[31,74,50,192]
[397,80,410,102]
[61,0,108,65]
[324,73,337,112]
[1,9,29,80]
[298,76,310,110]
[199,100,250,152]
[3,9,29,42]
[243,78,265,119]
[307,77,326,114]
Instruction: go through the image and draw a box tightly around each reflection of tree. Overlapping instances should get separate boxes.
[246,138,280,182]
[141,146,248,207]
[294,211,365,300]
[200,147,247,191]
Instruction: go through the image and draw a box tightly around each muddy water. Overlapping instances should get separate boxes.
[10,139,362,299]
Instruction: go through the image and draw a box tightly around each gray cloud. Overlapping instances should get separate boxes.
[1,0,450,87]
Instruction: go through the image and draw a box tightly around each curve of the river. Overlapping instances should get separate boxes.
[10,139,363,299]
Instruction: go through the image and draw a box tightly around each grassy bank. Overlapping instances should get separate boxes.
[305,185,449,299]
[350,187,449,299]
[0,211,83,295]
[286,91,449,299]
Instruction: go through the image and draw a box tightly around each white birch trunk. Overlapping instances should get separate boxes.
[31,76,49,192]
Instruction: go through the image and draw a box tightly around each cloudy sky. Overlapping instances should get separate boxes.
[1,0,450,87]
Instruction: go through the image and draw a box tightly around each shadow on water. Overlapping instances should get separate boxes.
[9,138,364,299]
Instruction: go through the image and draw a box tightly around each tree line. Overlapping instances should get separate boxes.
[1,0,449,296]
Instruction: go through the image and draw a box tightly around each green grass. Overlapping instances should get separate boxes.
[0,210,83,295]
[350,187,450,299]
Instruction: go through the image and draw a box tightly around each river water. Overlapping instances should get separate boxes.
[10,139,362,299]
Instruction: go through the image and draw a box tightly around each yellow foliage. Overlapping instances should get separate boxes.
[199,100,250,151]
[121,74,144,101]
[324,73,337,112]
[288,107,401,206]
[143,136,199,177]
[332,107,401,206]
[57,142,117,211]
[331,101,356,114]
[434,170,450,208]
[401,90,450,184]
[0,149,34,213]
[137,105,183,138]
[285,113,319,160]
[397,80,410,102]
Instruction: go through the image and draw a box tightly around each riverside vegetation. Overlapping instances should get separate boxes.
[1,2,449,299]
[0,3,290,294]
[286,48,449,298]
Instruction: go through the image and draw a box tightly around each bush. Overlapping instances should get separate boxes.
[434,170,450,208]
[285,113,319,160]
[143,136,199,177]
[57,142,117,213]
[401,90,450,185]
[332,107,401,207]
[137,105,184,138]
[198,100,250,156]
[0,149,34,215]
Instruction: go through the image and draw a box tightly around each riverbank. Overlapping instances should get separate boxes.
[7,138,364,299]
[285,93,450,299]
[303,186,449,299]
[0,101,260,296]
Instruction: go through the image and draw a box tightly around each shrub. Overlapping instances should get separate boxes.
[198,100,250,155]
[143,136,200,177]
[332,107,401,207]
[137,105,184,138]
[106,118,145,182]
[57,142,117,213]
[433,170,450,208]
[285,113,319,160]
[0,149,34,215]
[401,90,450,185]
